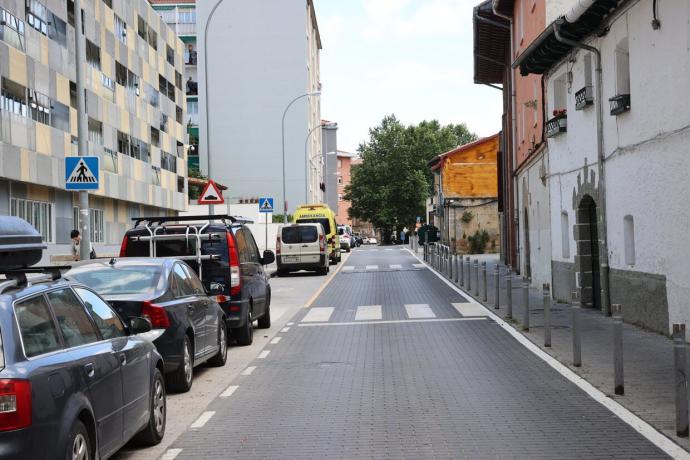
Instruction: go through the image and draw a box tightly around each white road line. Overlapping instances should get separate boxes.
[405,304,436,319]
[257,350,270,359]
[287,322,294,326]
[451,303,488,317]
[299,317,485,327]
[404,248,690,460]
[241,366,256,375]
[365,265,379,271]
[220,385,239,398]
[190,411,215,429]
[342,266,355,272]
[281,326,290,332]
[385,248,393,251]
[270,337,282,345]
[355,305,382,321]
[389,264,403,269]
[160,448,183,460]
[302,307,335,322]
[413,263,425,268]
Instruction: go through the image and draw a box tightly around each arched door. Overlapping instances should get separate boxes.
[577,195,601,309]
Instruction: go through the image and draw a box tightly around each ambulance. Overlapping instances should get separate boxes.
[293,204,341,264]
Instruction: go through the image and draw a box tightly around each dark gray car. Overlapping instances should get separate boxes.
[0,273,166,460]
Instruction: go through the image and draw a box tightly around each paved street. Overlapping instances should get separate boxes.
[159,246,669,459]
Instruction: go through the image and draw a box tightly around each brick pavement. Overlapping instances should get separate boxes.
[164,247,668,459]
[424,247,690,454]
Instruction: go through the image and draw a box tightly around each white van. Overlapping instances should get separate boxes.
[276,223,329,276]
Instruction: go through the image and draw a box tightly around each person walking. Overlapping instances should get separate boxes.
[71,229,96,261]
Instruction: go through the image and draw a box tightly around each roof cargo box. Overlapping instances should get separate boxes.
[0,217,46,270]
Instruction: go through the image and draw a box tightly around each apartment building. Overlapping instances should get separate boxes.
[149,0,198,173]
[335,151,354,225]
[197,0,322,212]
[0,0,187,256]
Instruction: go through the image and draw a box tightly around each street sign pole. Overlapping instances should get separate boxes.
[75,0,90,261]
[259,198,274,252]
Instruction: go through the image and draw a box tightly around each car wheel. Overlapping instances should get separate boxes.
[208,322,228,367]
[168,336,193,393]
[346,247,351,253]
[277,269,288,277]
[257,302,271,329]
[234,309,253,346]
[133,368,166,446]
[66,419,91,460]
[317,267,328,276]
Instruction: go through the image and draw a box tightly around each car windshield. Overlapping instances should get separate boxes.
[68,267,161,295]
[297,218,331,234]
[282,226,318,244]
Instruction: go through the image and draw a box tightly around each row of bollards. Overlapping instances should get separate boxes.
[423,250,690,438]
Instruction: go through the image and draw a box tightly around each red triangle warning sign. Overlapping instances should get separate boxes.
[198,180,225,205]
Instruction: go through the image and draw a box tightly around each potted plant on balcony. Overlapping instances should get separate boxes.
[545,108,567,138]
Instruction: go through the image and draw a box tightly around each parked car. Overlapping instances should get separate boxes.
[293,204,341,264]
[368,237,378,245]
[337,225,353,252]
[66,258,228,393]
[353,232,363,247]
[0,216,166,460]
[362,237,370,245]
[276,223,329,276]
[119,215,274,347]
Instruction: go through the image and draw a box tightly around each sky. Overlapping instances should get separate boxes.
[315,0,503,154]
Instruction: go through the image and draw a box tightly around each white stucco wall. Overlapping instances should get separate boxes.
[197,1,321,212]
[517,151,552,289]
[545,0,690,331]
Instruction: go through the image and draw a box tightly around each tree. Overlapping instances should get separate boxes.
[344,115,477,243]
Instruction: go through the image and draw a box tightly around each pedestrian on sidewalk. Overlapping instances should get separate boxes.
[71,229,96,261]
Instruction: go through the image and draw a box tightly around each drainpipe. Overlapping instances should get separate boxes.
[552,20,611,316]
[492,5,519,270]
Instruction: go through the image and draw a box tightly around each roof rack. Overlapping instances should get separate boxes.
[132,215,254,227]
[0,266,71,295]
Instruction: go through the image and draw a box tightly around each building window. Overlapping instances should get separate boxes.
[150,127,160,147]
[160,114,168,133]
[46,10,67,47]
[147,28,157,50]
[101,73,115,102]
[28,89,50,125]
[1,78,28,117]
[26,0,48,35]
[69,81,77,109]
[11,198,53,243]
[187,100,198,115]
[166,45,174,66]
[88,118,103,145]
[337,159,342,168]
[114,14,127,44]
[624,215,635,265]
[118,131,150,162]
[86,40,101,70]
[337,176,342,185]
[137,16,147,40]
[185,44,197,65]
[72,207,104,243]
[51,100,69,132]
[561,211,570,259]
[338,194,343,202]
[161,151,177,173]
[159,75,175,102]
[552,73,567,114]
[176,141,184,158]
[103,148,118,173]
[615,38,630,96]
[176,105,183,124]
[175,71,182,90]
[151,166,161,186]
[0,8,26,52]
[145,82,159,108]
[178,9,196,24]
[177,176,185,193]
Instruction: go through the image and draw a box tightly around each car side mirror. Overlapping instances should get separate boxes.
[261,250,275,266]
[129,317,152,334]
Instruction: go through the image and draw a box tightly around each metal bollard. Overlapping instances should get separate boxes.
[506,266,513,319]
[449,253,454,280]
[458,255,463,285]
[494,263,500,309]
[674,324,689,437]
[454,255,459,284]
[612,303,624,395]
[465,257,470,288]
[572,290,581,367]
[481,261,487,302]
[474,259,480,296]
[467,257,472,293]
[522,277,530,331]
[543,283,551,347]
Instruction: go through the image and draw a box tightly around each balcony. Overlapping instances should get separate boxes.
[545,111,567,138]
[185,79,198,96]
[575,86,593,110]
[609,94,630,116]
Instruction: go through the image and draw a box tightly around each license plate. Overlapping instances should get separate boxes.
[283,256,300,263]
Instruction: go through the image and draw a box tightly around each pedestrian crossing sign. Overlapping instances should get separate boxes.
[259,197,274,213]
[65,156,100,190]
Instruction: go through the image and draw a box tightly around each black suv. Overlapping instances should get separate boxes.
[119,215,275,346]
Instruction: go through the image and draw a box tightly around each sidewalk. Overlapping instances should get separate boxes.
[416,246,690,454]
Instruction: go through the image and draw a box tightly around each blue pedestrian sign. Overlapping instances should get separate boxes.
[65,156,99,190]
[259,197,274,213]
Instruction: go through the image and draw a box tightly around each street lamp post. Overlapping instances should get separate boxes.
[309,151,337,204]
[282,91,320,223]
[304,122,337,203]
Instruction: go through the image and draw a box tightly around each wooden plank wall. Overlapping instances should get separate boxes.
[442,136,498,198]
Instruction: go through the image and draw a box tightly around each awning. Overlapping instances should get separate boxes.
[473,0,510,85]
[513,0,621,76]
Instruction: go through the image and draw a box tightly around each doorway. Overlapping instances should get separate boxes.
[523,208,531,279]
[577,195,601,309]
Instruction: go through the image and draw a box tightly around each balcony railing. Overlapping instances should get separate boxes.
[575,86,593,110]
[609,94,630,116]
[545,113,567,138]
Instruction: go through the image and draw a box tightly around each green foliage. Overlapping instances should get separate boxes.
[188,167,207,201]
[461,211,473,224]
[272,214,293,223]
[468,230,490,254]
[345,115,477,243]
